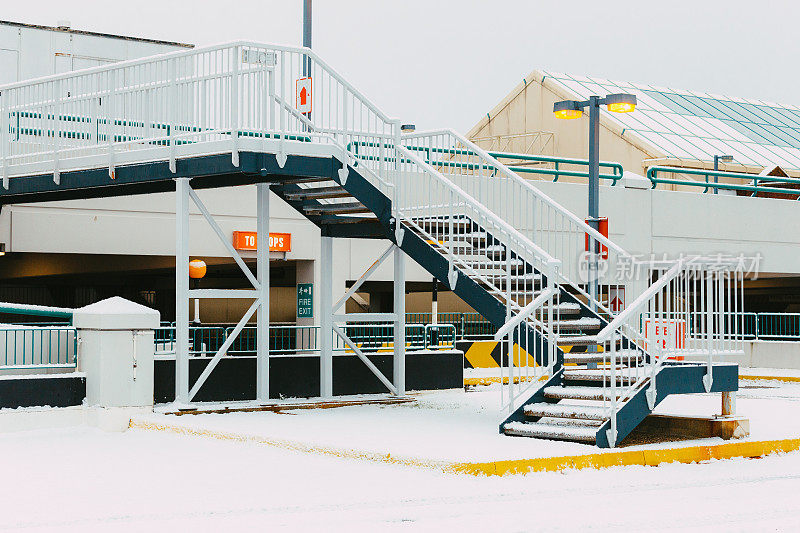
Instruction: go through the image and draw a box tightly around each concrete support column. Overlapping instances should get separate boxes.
[256,183,270,402]
[319,236,333,398]
[174,178,190,404]
[393,245,406,397]
[74,297,159,410]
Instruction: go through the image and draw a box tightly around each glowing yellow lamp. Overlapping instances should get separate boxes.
[607,101,636,113]
[554,108,583,120]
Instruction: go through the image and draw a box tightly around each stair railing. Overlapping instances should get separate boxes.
[594,256,744,446]
[400,129,647,317]
[493,260,560,415]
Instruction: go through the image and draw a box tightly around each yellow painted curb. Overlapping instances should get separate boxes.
[130,418,800,477]
[463,375,546,387]
[740,374,800,383]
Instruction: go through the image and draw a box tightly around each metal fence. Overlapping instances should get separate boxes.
[0,326,77,370]
[154,323,456,357]
[406,312,497,339]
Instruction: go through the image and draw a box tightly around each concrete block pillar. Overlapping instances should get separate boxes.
[74,296,160,409]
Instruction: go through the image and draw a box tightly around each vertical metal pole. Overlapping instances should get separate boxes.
[302,0,312,123]
[320,235,333,398]
[430,276,438,347]
[303,0,313,52]
[256,183,270,403]
[587,96,600,358]
[714,155,719,195]
[175,178,191,404]
[393,245,406,396]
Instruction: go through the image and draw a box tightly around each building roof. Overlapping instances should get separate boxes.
[0,19,193,48]
[542,71,800,170]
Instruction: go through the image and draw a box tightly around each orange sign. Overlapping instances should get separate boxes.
[644,318,686,360]
[585,217,609,259]
[296,77,312,113]
[232,231,291,252]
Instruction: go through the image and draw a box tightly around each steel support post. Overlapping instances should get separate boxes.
[175,178,191,404]
[256,183,270,402]
[319,236,333,398]
[393,245,406,396]
[587,96,600,359]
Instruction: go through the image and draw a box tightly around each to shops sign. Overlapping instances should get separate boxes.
[232,231,291,252]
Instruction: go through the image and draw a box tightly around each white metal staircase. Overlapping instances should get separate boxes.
[0,41,745,447]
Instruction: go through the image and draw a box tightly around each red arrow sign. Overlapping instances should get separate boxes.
[296,77,312,113]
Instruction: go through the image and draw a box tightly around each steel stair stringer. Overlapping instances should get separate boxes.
[594,363,740,447]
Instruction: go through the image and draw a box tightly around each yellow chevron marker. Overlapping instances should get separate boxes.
[465,341,499,368]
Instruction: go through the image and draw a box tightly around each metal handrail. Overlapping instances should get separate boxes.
[647,165,800,198]
[403,129,635,263]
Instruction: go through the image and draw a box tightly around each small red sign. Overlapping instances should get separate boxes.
[296,77,312,114]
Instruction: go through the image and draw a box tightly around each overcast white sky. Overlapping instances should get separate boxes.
[4,1,799,132]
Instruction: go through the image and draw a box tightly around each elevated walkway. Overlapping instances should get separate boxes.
[0,41,744,447]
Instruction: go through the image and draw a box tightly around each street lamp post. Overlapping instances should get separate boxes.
[713,154,734,194]
[553,93,636,352]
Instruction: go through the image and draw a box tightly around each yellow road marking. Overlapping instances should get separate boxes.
[131,419,800,477]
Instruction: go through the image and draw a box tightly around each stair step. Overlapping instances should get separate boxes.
[537,417,605,427]
[414,219,474,231]
[504,421,597,443]
[536,303,581,316]
[564,350,644,365]
[283,186,350,200]
[304,202,370,215]
[524,402,608,421]
[320,215,379,225]
[554,318,602,331]
[563,368,643,383]
[557,335,621,347]
[543,385,624,401]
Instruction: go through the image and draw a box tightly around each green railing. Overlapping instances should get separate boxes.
[154,323,455,357]
[0,327,77,369]
[406,312,497,339]
[348,140,625,184]
[744,313,800,340]
[646,166,800,198]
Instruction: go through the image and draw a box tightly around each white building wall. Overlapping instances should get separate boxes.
[0,21,190,85]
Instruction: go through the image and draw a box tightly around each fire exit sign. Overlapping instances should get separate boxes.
[297,283,313,318]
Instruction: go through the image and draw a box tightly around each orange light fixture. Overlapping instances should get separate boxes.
[189,259,207,279]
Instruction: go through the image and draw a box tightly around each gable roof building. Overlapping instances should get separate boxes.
[467,70,800,180]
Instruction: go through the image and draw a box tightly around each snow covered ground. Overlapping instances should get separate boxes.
[135,378,800,462]
[2,424,800,531]
[2,380,800,531]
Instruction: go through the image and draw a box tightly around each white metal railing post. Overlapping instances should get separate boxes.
[393,119,402,219]
[319,235,333,398]
[704,269,714,391]
[53,78,61,185]
[174,177,191,404]
[256,182,270,402]
[1,88,7,189]
[169,59,177,173]
[106,70,115,179]
[393,244,406,396]
[231,45,240,167]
